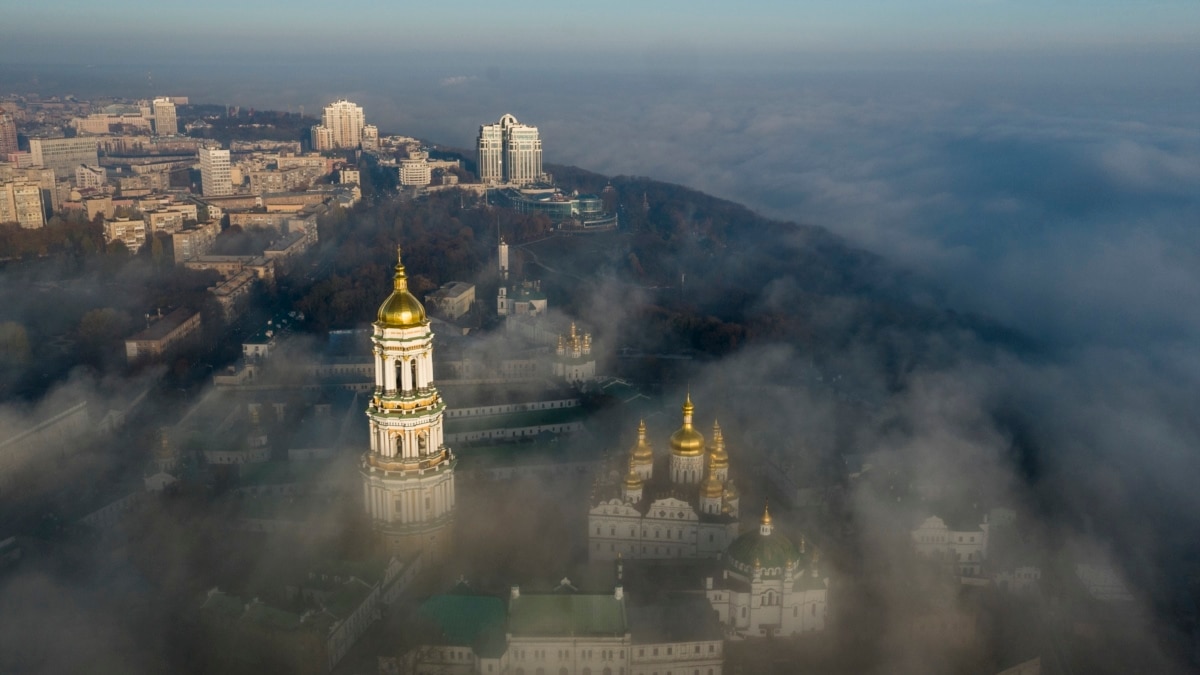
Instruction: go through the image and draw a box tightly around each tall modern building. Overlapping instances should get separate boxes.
[152,98,178,136]
[311,99,366,151]
[361,248,456,562]
[476,114,544,185]
[198,146,233,197]
[29,137,99,179]
[0,113,17,157]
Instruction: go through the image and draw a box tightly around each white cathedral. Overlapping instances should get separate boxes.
[361,247,457,561]
[588,396,741,561]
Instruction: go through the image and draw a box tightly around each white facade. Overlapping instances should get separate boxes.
[704,510,829,638]
[361,248,457,562]
[911,515,990,577]
[477,114,544,185]
[199,147,233,197]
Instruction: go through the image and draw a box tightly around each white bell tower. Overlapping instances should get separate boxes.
[361,246,456,562]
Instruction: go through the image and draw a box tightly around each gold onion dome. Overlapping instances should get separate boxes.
[376,246,427,328]
[630,420,654,465]
[710,420,729,469]
[702,463,724,499]
[624,460,644,490]
[669,394,705,457]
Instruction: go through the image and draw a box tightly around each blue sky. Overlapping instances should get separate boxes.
[3,0,1199,62]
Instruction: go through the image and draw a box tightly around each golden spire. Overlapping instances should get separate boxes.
[669,393,704,457]
[393,245,409,291]
[701,455,723,499]
[630,419,654,466]
[710,420,729,470]
[762,501,772,526]
[376,243,427,327]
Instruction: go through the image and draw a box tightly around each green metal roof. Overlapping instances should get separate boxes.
[418,594,508,656]
[508,594,627,637]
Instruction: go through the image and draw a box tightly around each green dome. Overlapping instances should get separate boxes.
[725,530,802,578]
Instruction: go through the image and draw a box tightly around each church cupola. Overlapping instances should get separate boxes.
[376,246,427,329]
[629,419,654,480]
[622,457,644,503]
[760,502,773,536]
[669,394,706,485]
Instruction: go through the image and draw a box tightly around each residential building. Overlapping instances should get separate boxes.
[0,179,45,228]
[477,114,544,185]
[199,146,233,197]
[152,97,177,136]
[103,216,147,251]
[399,158,431,187]
[171,221,221,263]
[75,164,106,189]
[313,100,365,150]
[29,137,99,178]
[0,113,17,156]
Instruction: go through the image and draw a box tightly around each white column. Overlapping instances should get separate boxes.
[401,357,412,392]
[384,356,395,391]
[374,352,384,389]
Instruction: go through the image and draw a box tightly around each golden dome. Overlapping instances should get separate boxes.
[669,393,705,457]
[624,468,644,491]
[630,420,654,466]
[702,469,724,499]
[710,420,729,469]
[376,246,427,329]
[762,502,773,526]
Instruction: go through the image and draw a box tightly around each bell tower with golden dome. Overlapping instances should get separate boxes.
[361,246,456,562]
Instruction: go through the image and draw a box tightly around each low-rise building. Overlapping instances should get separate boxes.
[425,282,475,320]
[124,308,202,364]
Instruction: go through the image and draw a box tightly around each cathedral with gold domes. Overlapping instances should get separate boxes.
[588,395,741,561]
[361,247,456,562]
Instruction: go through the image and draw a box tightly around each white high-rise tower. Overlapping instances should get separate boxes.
[315,99,366,150]
[198,146,232,197]
[361,247,456,561]
[476,114,544,185]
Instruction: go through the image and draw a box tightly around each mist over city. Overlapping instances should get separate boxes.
[0,2,1198,674]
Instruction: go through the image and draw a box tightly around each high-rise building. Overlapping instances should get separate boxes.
[362,247,456,562]
[0,113,17,157]
[152,98,178,136]
[29,137,99,179]
[476,114,545,185]
[0,179,47,229]
[312,100,366,150]
[198,146,233,197]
